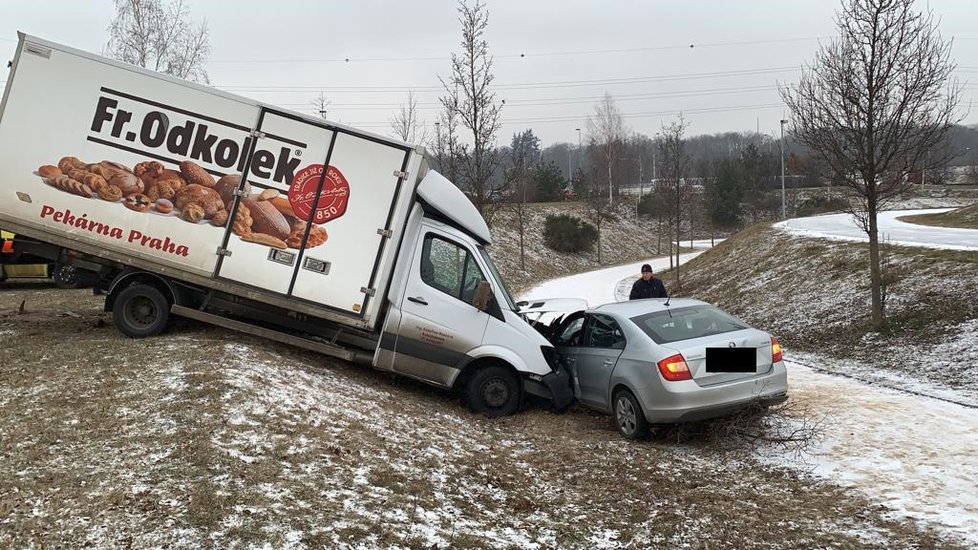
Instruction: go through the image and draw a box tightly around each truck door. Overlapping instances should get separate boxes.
[390,229,491,386]
[216,108,411,316]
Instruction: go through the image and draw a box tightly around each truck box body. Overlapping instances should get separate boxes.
[0,34,420,330]
[0,34,574,415]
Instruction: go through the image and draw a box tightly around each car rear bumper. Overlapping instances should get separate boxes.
[635,363,789,424]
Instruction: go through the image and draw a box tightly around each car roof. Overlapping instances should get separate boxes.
[589,298,710,317]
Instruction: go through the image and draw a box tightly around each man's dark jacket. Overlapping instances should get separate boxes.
[629,277,668,299]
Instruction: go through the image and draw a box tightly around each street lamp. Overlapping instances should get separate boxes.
[779,119,787,219]
[652,132,659,188]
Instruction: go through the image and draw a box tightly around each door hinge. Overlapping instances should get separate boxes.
[377,228,393,238]
[216,247,232,257]
[393,170,408,179]
[250,130,266,139]
[361,287,376,297]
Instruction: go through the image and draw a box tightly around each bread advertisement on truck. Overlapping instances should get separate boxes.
[0,35,414,317]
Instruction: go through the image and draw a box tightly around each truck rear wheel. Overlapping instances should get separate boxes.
[52,263,82,289]
[112,284,170,338]
[465,365,520,417]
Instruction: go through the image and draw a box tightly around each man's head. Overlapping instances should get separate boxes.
[641,264,653,280]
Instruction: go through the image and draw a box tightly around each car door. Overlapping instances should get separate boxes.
[575,314,626,410]
[390,230,492,386]
[552,312,586,398]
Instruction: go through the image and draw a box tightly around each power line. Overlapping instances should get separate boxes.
[274,84,780,109]
[344,102,788,128]
[215,66,800,93]
[208,36,831,64]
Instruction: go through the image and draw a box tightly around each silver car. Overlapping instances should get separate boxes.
[548,298,789,439]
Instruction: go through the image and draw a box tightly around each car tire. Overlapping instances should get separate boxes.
[613,389,650,440]
[52,263,82,289]
[465,365,521,417]
[112,284,170,338]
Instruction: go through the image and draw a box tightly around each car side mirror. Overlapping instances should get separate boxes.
[472,280,492,311]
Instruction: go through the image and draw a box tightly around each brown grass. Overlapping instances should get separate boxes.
[898,202,978,229]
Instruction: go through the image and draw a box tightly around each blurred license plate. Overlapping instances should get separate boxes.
[705,347,756,372]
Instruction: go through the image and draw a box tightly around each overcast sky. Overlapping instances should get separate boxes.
[1,0,975,147]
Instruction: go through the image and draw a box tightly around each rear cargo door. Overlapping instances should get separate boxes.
[216,108,412,317]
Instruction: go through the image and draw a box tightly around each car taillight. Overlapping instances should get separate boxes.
[657,353,691,382]
[771,337,783,363]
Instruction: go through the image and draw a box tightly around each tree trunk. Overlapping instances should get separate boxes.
[518,210,525,271]
[867,197,885,329]
[656,215,662,253]
[674,211,681,289]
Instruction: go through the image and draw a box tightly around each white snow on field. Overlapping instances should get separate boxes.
[776,208,978,250]
[774,362,978,545]
[520,238,978,547]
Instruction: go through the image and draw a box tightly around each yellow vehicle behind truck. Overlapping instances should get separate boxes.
[1,229,92,287]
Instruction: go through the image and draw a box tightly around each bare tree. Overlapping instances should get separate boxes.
[658,114,692,290]
[580,171,613,265]
[310,92,331,120]
[106,0,210,83]
[390,91,428,144]
[439,0,504,224]
[586,93,627,203]
[505,129,542,271]
[780,0,961,329]
[432,109,464,185]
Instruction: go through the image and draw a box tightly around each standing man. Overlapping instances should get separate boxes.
[629,264,668,299]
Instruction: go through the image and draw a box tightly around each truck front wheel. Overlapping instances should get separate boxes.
[465,365,520,417]
[112,284,170,338]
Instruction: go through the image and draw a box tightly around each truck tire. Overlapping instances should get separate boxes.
[112,284,170,338]
[52,263,82,289]
[465,365,520,417]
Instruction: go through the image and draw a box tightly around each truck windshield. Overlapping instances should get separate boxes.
[478,247,518,311]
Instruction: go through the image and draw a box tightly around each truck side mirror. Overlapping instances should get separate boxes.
[472,280,493,311]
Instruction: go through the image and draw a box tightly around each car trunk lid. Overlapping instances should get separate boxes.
[661,328,773,386]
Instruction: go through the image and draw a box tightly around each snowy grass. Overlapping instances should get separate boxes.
[0,285,959,549]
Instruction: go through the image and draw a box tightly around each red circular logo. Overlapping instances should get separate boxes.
[288,164,350,224]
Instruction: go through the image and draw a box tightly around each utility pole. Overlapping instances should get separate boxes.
[635,156,644,218]
[780,119,787,219]
[575,128,582,190]
[567,149,572,182]
[652,132,659,188]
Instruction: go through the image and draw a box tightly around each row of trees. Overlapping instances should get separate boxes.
[107,0,963,331]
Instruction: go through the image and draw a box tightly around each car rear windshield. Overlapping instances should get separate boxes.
[630,305,749,344]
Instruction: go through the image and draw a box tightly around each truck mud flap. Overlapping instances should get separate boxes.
[171,304,358,362]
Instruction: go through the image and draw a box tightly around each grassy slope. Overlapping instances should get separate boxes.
[0,286,955,549]
[488,201,703,294]
[899,202,978,229]
[659,223,978,398]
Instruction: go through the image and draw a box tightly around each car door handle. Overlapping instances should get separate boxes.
[603,359,615,367]
[407,296,428,305]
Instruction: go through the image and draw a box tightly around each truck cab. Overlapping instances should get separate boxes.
[376,171,572,416]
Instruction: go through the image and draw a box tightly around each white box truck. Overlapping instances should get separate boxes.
[0,33,572,415]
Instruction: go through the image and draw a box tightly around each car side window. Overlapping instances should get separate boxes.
[421,234,486,304]
[556,316,585,347]
[584,314,626,349]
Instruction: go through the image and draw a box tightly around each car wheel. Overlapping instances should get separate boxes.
[613,389,650,440]
[52,263,82,289]
[465,365,520,417]
[112,284,170,338]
